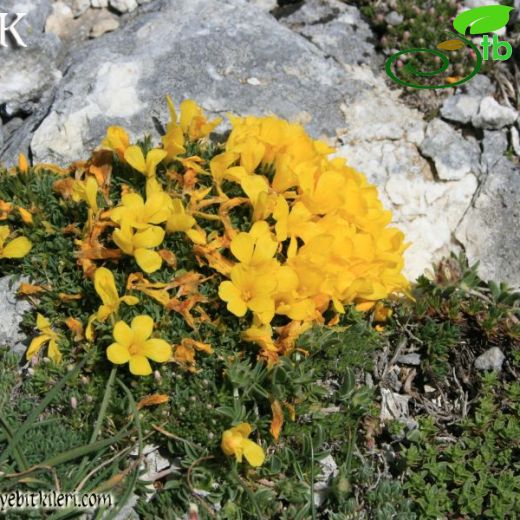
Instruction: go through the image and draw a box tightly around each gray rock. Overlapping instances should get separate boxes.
[0,0,53,46]
[380,388,410,422]
[0,2,61,117]
[89,11,120,38]
[29,0,369,165]
[247,0,277,11]
[461,74,495,97]
[511,125,520,157]
[420,119,481,180]
[472,96,519,129]
[397,353,421,366]
[385,11,404,26]
[281,1,376,67]
[456,155,520,286]
[481,129,508,171]
[313,454,338,507]
[277,0,346,26]
[109,0,138,13]
[0,276,32,358]
[66,0,91,17]
[440,94,481,125]
[91,0,109,6]
[474,347,506,371]
[0,39,62,116]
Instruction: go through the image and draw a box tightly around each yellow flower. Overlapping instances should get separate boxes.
[124,146,167,178]
[162,125,186,161]
[107,315,172,376]
[0,226,32,259]
[179,99,221,140]
[218,264,277,324]
[111,192,171,230]
[86,268,139,340]
[221,423,265,467]
[166,199,206,244]
[112,224,165,273]
[26,314,62,363]
[101,126,130,160]
[373,302,392,322]
[72,176,99,211]
[18,207,33,224]
[229,221,277,267]
[242,323,277,352]
[18,153,29,173]
[165,95,221,140]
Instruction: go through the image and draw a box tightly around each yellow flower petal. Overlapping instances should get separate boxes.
[113,320,133,347]
[124,145,146,173]
[145,149,168,178]
[129,355,152,376]
[218,281,247,317]
[48,339,62,364]
[242,438,265,467]
[18,153,29,173]
[120,295,139,306]
[26,334,50,359]
[230,232,254,264]
[2,236,32,258]
[141,338,172,362]
[107,342,131,364]
[134,248,163,273]
[131,315,154,343]
[94,267,120,308]
[133,226,165,249]
[36,313,51,331]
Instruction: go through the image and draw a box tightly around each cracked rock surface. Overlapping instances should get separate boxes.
[0,0,518,289]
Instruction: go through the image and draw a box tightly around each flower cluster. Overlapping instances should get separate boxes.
[3,96,409,467]
[57,96,408,366]
[213,115,409,361]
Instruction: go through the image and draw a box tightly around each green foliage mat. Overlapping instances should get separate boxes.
[0,169,519,518]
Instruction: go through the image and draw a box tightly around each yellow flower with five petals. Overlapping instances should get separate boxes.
[107,315,172,376]
[111,192,171,230]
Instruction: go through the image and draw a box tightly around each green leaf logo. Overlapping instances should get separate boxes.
[453,5,513,35]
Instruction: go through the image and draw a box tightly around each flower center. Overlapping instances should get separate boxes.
[128,343,140,355]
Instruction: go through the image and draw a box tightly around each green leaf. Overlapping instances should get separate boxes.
[453,5,513,35]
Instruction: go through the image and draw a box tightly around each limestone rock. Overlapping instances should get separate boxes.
[45,1,75,39]
[0,276,32,358]
[461,74,495,97]
[30,0,369,164]
[247,0,277,11]
[420,118,481,181]
[474,347,506,372]
[336,87,477,281]
[1,0,53,45]
[280,0,376,67]
[456,155,520,287]
[472,96,518,129]
[109,0,138,13]
[511,125,520,156]
[440,95,481,125]
[90,11,120,38]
